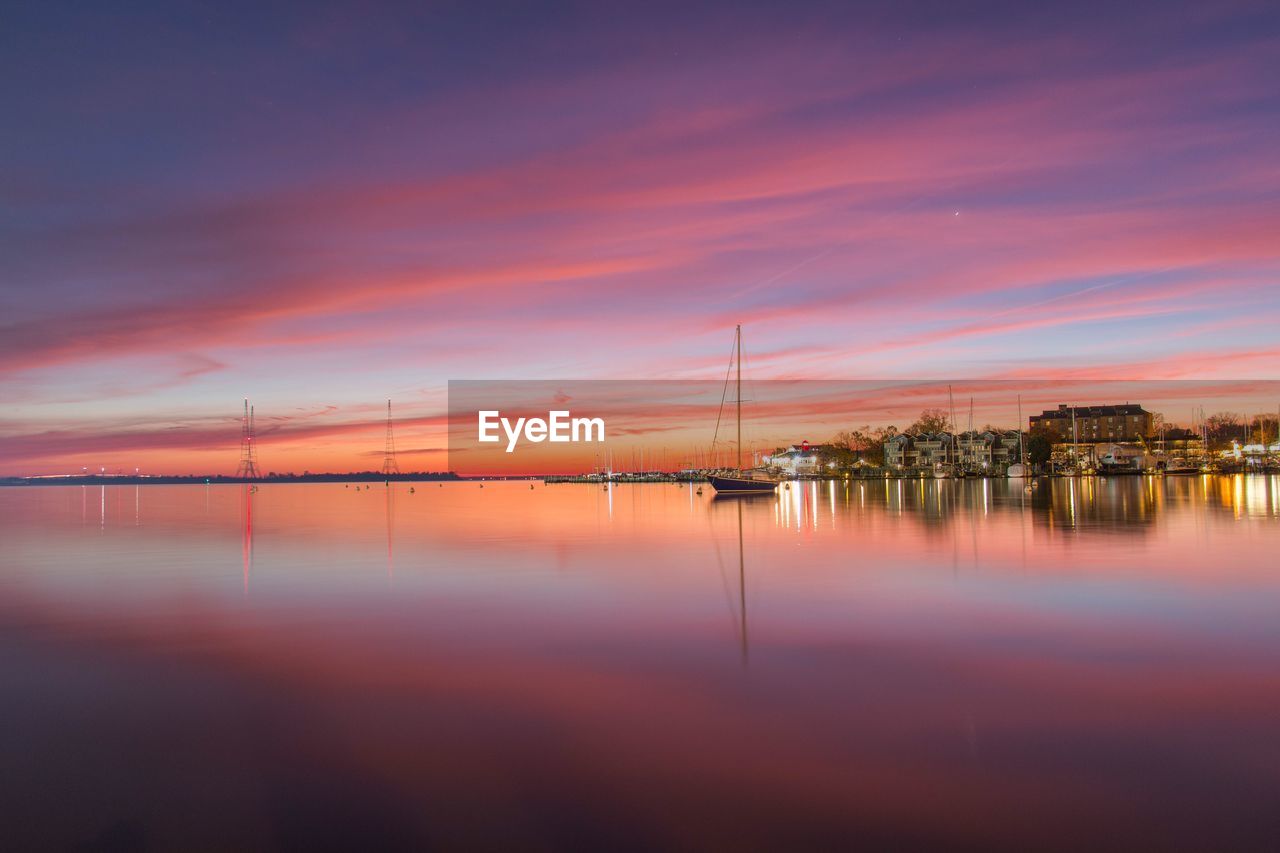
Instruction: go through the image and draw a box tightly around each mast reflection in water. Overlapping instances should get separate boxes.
[1,478,1278,850]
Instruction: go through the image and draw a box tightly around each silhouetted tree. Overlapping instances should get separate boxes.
[1248,414,1279,445]
[1027,425,1055,467]
[817,444,858,469]
[833,425,898,463]
[1205,412,1242,449]
[909,408,952,435]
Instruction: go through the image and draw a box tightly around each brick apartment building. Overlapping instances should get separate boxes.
[1029,404,1153,443]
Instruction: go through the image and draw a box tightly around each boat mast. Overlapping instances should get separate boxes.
[1017,394,1025,463]
[968,396,974,467]
[948,384,955,465]
[736,324,742,470]
[1071,405,1078,466]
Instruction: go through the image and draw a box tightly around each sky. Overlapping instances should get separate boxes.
[2,0,1279,475]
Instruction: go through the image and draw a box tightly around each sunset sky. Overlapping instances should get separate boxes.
[3,1,1279,475]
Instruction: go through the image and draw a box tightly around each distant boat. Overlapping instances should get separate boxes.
[1006,463,1026,478]
[1098,444,1143,472]
[708,325,778,496]
[1165,458,1198,475]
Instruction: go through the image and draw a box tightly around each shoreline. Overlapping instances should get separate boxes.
[6,469,1275,487]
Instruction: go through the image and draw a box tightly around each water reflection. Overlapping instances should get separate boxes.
[769,473,1280,533]
[711,496,752,665]
[0,479,1277,850]
[385,483,395,583]
[242,483,253,596]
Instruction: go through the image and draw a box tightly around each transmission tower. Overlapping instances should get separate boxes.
[381,399,400,476]
[236,399,261,479]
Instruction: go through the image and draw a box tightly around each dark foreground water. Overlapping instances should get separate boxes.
[1,478,1279,851]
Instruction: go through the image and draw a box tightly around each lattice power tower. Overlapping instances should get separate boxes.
[382,399,400,476]
[236,398,261,479]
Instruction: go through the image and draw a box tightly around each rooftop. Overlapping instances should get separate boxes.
[1032,404,1150,419]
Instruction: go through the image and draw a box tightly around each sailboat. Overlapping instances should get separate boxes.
[1007,394,1027,478]
[708,326,779,495]
[933,384,957,478]
[1059,403,1080,476]
[959,395,980,477]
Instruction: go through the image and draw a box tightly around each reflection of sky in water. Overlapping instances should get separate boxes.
[1,479,1278,849]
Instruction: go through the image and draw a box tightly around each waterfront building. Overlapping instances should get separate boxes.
[764,442,837,475]
[1030,404,1153,442]
[957,430,1022,468]
[884,434,917,468]
[1153,427,1205,457]
[881,432,957,468]
[885,430,1023,470]
[913,432,956,467]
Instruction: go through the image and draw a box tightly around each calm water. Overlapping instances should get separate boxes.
[2,478,1279,851]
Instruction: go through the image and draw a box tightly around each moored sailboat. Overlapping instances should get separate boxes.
[1008,394,1029,473]
[709,468,780,493]
[708,325,778,495]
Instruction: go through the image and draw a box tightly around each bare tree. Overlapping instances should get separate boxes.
[909,408,952,435]
[1205,412,1242,449]
[1248,414,1279,445]
[833,425,898,462]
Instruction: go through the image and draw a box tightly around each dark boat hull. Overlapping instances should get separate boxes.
[708,474,778,494]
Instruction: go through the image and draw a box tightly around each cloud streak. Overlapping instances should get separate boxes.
[2,2,1278,472]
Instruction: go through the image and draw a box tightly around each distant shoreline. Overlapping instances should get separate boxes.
[0,473,471,486]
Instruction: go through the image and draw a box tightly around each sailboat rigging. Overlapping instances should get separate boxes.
[708,326,779,495]
[1008,394,1028,480]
